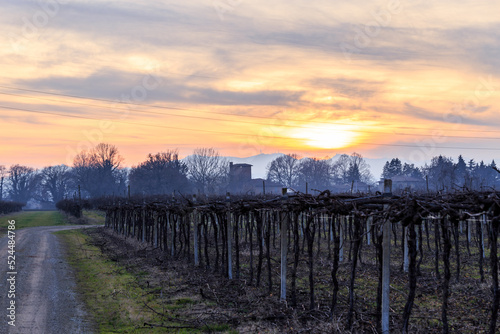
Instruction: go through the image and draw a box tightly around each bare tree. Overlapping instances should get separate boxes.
[129,150,190,195]
[331,153,372,184]
[186,148,229,194]
[0,165,6,201]
[40,165,73,203]
[8,164,40,203]
[331,154,351,184]
[73,143,125,198]
[266,153,300,189]
[297,158,331,192]
[348,152,373,183]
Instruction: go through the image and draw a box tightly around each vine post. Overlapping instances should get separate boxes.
[339,216,344,262]
[403,225,409,272]
[193,195,199,266]
[280,188,288,301]
[382,179,392,334]
[226,193,233,279]
[367,216,372,246]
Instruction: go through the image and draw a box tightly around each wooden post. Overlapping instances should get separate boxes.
[339,216,344,262]
[131,209,136,237]
[403,225,409,272]
[367,216,372,246]
[416,224,419,250]
[142,202,146,243]
[153,211,158,248]
[118,201,122,233]
[382,179,392,334]
[482,214,486,259]
[330,214,334,242]
[262,180,266,196]
[468,218,472,243]
[171,215,175,257]
[226,193,233,279]
[193,195,199,266]
[280,188,288,301]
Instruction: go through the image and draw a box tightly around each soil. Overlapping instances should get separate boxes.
[83,226,495,333]
[85,227,322,333]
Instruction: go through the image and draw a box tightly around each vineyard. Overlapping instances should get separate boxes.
[64,185,500,333]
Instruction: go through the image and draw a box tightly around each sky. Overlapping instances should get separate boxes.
[1,0,499,169]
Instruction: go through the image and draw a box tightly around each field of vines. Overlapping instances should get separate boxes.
[64,188,500,333]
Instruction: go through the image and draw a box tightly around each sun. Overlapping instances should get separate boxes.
[290,124,359,149]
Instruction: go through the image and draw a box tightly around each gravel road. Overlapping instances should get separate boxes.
[0,225,98,334]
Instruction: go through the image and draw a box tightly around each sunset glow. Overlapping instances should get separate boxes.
[0,0,499,169]
[292,124,360,150]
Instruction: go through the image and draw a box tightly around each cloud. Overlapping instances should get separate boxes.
[16,69,305,106]
[309,77,384,99]
[2,0,500,166]
[404,102,496,126]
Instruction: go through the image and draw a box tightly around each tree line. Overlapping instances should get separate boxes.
[1,143,498,207]
[382,155,500,192]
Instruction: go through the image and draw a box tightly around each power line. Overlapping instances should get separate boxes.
[2,90,500,141]
[3,104,500,152]
[1,85,499,139]
[3,90,500,140]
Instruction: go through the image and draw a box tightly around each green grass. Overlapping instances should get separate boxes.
[82,210,106,225]
[0,211,68,236]
[56,229,220,334]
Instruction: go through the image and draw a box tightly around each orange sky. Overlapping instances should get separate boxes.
[1,0,499,169]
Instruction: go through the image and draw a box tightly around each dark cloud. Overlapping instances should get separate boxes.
[404,102,496,126]
[17,69,305,106]
[309,77,384,99]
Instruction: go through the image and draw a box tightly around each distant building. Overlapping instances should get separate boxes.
[332,181,372,194]
[378,176,426,193]
[228,162,282,195]
[249,178,283,195]
[229,163,252,184]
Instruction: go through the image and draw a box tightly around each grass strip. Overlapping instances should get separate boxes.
[0,211,68,237]
[56,229,206,333]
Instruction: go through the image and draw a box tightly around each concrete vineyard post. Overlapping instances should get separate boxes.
[367,216,372,246]
[404,225,409,273]
[193,195,199,266]
[416,224,419,250]
[142,202,146,243]
[482,214,486,259]
[382,179,392,334]
[468,218,472,243]
[171,214,175,257]
[339,216,344,262]
[226,193,233,279]
[280,188,288,301]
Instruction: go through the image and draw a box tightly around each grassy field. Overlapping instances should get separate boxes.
[81,210,106,225]
[0,210,105,237]
[57,229,223,333]
[0,211,67,237]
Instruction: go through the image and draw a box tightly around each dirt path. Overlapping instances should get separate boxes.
[0,225,98,334]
